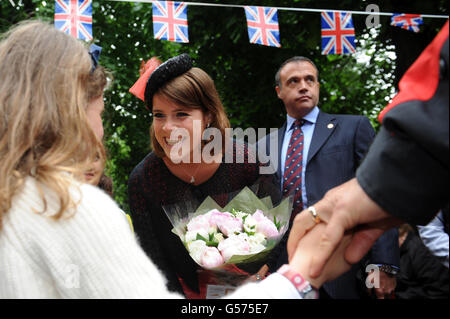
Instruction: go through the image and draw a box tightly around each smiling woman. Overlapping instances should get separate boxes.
[150,64,229,184]
[152,93,208,165]
[148,62,230,162]
[127,54,281,298]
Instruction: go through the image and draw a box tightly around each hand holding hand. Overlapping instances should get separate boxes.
[287,178,402,280]
[288,220,353,288]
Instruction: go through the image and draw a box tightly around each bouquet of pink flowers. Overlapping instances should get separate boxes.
[163,180,292,298]
[164,181,293,271]
[184,207,283,269]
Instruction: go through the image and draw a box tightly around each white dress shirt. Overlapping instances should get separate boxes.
[417,211,449,268]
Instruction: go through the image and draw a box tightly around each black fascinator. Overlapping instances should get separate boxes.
[144,53,193,109]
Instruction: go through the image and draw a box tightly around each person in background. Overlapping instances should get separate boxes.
[395,224,449,299]
[83,48,109,187]
[259,56,399,299]
[417,206,449,268]
[286,20,449,283]
[82,45,132,229]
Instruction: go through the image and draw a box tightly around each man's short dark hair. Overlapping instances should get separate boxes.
[275,56,319,87]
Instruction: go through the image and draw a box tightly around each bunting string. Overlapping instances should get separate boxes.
[54,0,448,54]
[106,0,449,19]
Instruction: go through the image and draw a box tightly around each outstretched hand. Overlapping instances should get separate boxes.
[288,215,352,288]
[287,178,402,280]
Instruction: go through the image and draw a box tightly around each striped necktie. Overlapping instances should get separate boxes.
[282,119,306,221]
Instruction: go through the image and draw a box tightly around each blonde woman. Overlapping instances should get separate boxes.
[0,20,176,298]
[0,20,350,298]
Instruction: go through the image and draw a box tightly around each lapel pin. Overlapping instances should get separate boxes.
[327,123,334,129]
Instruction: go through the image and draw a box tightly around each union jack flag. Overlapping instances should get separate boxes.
[391,14,423,33]
[321,11,355,55]
[152,1,189,43]
[244,6,281,48]
[54,0,93,41]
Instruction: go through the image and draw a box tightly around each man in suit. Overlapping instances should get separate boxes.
[260,56,399,299]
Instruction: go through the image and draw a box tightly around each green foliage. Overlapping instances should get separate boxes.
[1,0,447,211]
[195,232,219,247]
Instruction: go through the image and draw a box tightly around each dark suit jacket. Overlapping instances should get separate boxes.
[258,110,400,299]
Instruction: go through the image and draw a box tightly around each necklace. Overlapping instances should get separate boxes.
[179,163,202,184]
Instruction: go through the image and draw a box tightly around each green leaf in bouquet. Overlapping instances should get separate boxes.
[196,233,208,242]
[230,208,241,217]
[273,216,282,231]
[222,186,269,214]
[195,233,219,247]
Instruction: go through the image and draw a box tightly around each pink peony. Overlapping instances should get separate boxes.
[210,211,242,237]
[218,234,250,261]
[187,214,211,232]
[200,247,225,269]
[187,212,218,236]
[256,220,279,238]
[253,210,279,238]
[252,210,266,222]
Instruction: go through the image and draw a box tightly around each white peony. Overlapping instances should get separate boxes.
[243,215,257,234]
[213,232,225,243]
[187,240,207,264]
[249,242,266,254]
[248,232,266,246]
[185,229,209,243]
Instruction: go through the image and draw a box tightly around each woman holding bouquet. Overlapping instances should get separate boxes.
[128,54,280,298]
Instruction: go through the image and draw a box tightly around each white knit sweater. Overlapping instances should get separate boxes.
[0,177,299,299]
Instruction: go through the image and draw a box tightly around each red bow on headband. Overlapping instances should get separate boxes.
[129,57,162,102]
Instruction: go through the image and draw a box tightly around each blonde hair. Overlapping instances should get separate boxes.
[87,65,109,101]
[0,20,106,227]
[150,67,230,157]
